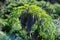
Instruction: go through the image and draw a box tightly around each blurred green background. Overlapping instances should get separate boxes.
[0,0,60,40]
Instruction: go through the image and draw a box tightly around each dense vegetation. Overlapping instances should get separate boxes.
[0,0,60,40]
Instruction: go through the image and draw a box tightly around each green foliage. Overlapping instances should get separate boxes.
[0,4,56,40]
[9,4,56,40]
[54,3,60,16]
[0,0,59,40]
[0,0,37,19]
[0,31,10,40]
[0,18,7,26]
[1,0,60,19]
[5,0,37,8]
[54,19,60,40]
[37,1,60,19]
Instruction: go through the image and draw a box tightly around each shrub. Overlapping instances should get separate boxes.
[8,4,56,40]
